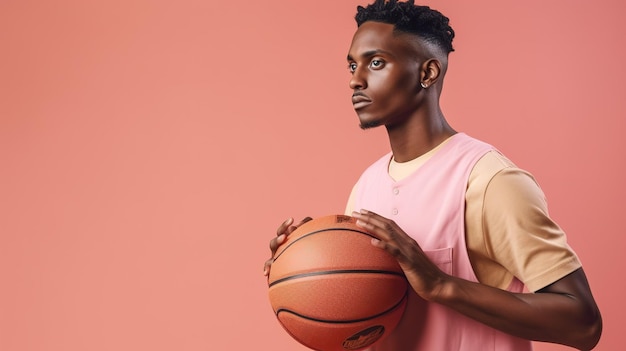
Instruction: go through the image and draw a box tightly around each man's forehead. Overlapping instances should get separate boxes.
[349,21,423,58]
[351,21,396,46]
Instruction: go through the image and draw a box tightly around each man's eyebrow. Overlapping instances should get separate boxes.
[347,49,394,61]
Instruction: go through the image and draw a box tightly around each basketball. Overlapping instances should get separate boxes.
[268,214,408,351]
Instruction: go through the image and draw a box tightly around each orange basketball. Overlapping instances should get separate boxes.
[268,214,408,351]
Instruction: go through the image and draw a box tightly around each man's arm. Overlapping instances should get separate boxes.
[438,267,601,350]
[352,210,602,351]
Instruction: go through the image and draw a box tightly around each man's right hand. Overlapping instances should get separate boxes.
[263,217,312,277]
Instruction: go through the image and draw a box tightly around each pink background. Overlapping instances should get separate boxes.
[1,1,624,350]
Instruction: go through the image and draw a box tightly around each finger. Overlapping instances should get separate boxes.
[354,209,386,222]
[269,234,286,254]
[351,209,384,223]
[263,258,274,276]
[370,236,384,248]
[368,231,409,270]
[366,229,412,271]
[352,210,395,240]
[277,218,294,236]
[299,216,313,225]
[286,216,313,235]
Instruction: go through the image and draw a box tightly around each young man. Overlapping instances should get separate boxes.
[264,1,602,350]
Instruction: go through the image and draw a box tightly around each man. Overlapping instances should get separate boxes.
[264,1,602,350]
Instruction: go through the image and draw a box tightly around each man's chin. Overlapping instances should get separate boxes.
[359,120,382,130]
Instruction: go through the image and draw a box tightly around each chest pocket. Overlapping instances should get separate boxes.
[424,247,453,275]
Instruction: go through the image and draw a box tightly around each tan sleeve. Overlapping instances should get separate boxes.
[480,159,582,292]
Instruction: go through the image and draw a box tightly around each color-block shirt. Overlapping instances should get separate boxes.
[346,133,580,350]
[345,135,580,292]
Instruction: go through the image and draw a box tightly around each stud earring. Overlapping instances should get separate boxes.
[420,82,428,89]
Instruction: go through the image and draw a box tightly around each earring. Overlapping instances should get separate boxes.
[420,82,428,89]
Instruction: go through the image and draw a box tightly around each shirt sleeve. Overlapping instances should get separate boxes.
[482,167,582,292]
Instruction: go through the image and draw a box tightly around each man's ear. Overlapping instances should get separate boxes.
[420,59,442,89]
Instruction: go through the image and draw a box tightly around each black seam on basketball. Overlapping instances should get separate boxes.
[273,227,375,263]
[275,290,407,324]
[269,269,405,288]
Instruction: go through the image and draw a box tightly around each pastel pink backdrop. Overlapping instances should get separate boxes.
[1,1,624,350]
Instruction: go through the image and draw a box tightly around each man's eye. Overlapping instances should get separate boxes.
[348,63,357,72]
[371,60,384,68]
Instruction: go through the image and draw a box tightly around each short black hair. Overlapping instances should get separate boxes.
[355,0,455,53]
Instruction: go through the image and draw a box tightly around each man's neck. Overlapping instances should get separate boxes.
[386,111,456,163]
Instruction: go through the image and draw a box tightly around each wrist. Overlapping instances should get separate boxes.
[425,273,458,304]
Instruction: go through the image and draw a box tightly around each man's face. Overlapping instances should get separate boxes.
[347,21,424,129]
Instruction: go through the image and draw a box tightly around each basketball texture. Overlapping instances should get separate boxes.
[268,215,408,351]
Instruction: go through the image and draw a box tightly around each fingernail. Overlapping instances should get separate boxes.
[277,234,285,243]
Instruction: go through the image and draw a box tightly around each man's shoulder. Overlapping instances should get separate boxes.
[469,150,518,182]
